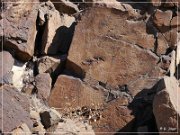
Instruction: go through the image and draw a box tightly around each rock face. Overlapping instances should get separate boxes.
[153,76,180,133]
[67,7,162,90]
[0,0,39,61]
[0,85,33,133]
[35,73,52,101]
[48,75,104,109]
[0,51,14,85]
[93,98,134,133]
[38,1,75,55]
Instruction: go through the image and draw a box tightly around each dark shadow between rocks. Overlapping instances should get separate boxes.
[174,63,180,80]
[63,59,86,79]
[48,22,77,55]
[114,119,136,135]
[127,87,160,133]
[115,79,166,134]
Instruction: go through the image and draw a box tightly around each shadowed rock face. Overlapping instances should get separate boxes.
[0,85,33,133]
[0,0,39,61]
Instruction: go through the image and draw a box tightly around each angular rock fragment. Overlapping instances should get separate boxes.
[36,56,62,74]
[0,0,39,61]
[48,75,104,109]
[0,51,14,86]
[35,73,52,101]
[0,85,33,133]
[153,9,172,27]
[38,1,76,55]
[153,76,180,133]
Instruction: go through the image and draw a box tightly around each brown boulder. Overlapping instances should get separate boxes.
[48,75,104,109]
[0,0,39,61]
[0,51,14,85]
[153,76,180,133]
[67,7,163,89]
[0,85,33,133]
[35,73,52,101]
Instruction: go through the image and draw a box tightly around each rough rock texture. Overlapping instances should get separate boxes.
[92,98,134,133]
[0,51,14,85]
[153,76,180,133]
[35,73,52,101]
[0,85,33,133]
[153,9,172,27]
[38,1,75,55]
[48,75,104,109]
[67,7,163,91]
[0,0,39,61]
[152,9,178,49]
[37,56,62,74]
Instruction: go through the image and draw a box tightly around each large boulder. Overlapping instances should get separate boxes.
[0,0,39,61]
[0,85,33,133]
[67,7,164,93]
[153,76,180,133]
[0,51,14,85]
[48,75,104,109]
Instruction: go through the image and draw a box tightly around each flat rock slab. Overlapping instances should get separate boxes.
[67,7,163,91]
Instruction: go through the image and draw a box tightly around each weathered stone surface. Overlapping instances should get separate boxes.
[39,1,75,55]
[0,0,39,61]
[153,9,172,27]
[153,76,180,133]
[37,56,62,74]
[35,73,52,101]
[0,85,33,133]
[12,123,31,135]
[48,75,104,109]
[0,51,14,85]
[67,7,162,89]
[152,9,179,49]
[92,98,134,133]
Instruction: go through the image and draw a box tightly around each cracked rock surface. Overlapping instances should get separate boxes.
[0,0,180,134]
